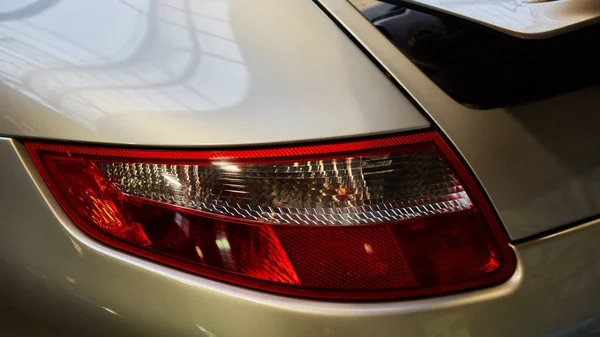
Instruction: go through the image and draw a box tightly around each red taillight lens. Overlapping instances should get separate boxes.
[26,131,515,300]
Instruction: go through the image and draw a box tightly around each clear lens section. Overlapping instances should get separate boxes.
[98,150,472,226]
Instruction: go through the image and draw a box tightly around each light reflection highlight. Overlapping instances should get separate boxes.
[102,306,121,317]
[0,0,250,131]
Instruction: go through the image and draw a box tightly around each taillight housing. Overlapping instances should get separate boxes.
[26,131,515,300]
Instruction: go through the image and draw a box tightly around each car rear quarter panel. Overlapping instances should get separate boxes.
[2,0,600,335]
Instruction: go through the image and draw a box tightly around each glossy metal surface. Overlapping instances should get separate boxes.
[320,0,600,240]
[382,0,600,39]
[0,0,428,146]
[2,138,600,337]
[2,1,600,335]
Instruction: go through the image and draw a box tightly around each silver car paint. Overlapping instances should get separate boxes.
[321,0,600,240]
[1,1,600,336]
[0,0,428,146]
[2,137,600,337]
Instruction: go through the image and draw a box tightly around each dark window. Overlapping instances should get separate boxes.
[352,1,600,108]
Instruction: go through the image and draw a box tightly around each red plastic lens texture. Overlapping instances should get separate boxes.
[25,131,516,300]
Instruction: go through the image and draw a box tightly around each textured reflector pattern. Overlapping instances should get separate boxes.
[98,150,471,226]
[26,132,516,300]
[275,225,417,289]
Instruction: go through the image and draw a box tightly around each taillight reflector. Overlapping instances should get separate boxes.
[26,131,515,300]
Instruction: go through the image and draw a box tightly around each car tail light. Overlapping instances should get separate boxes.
[25,131,515,300]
